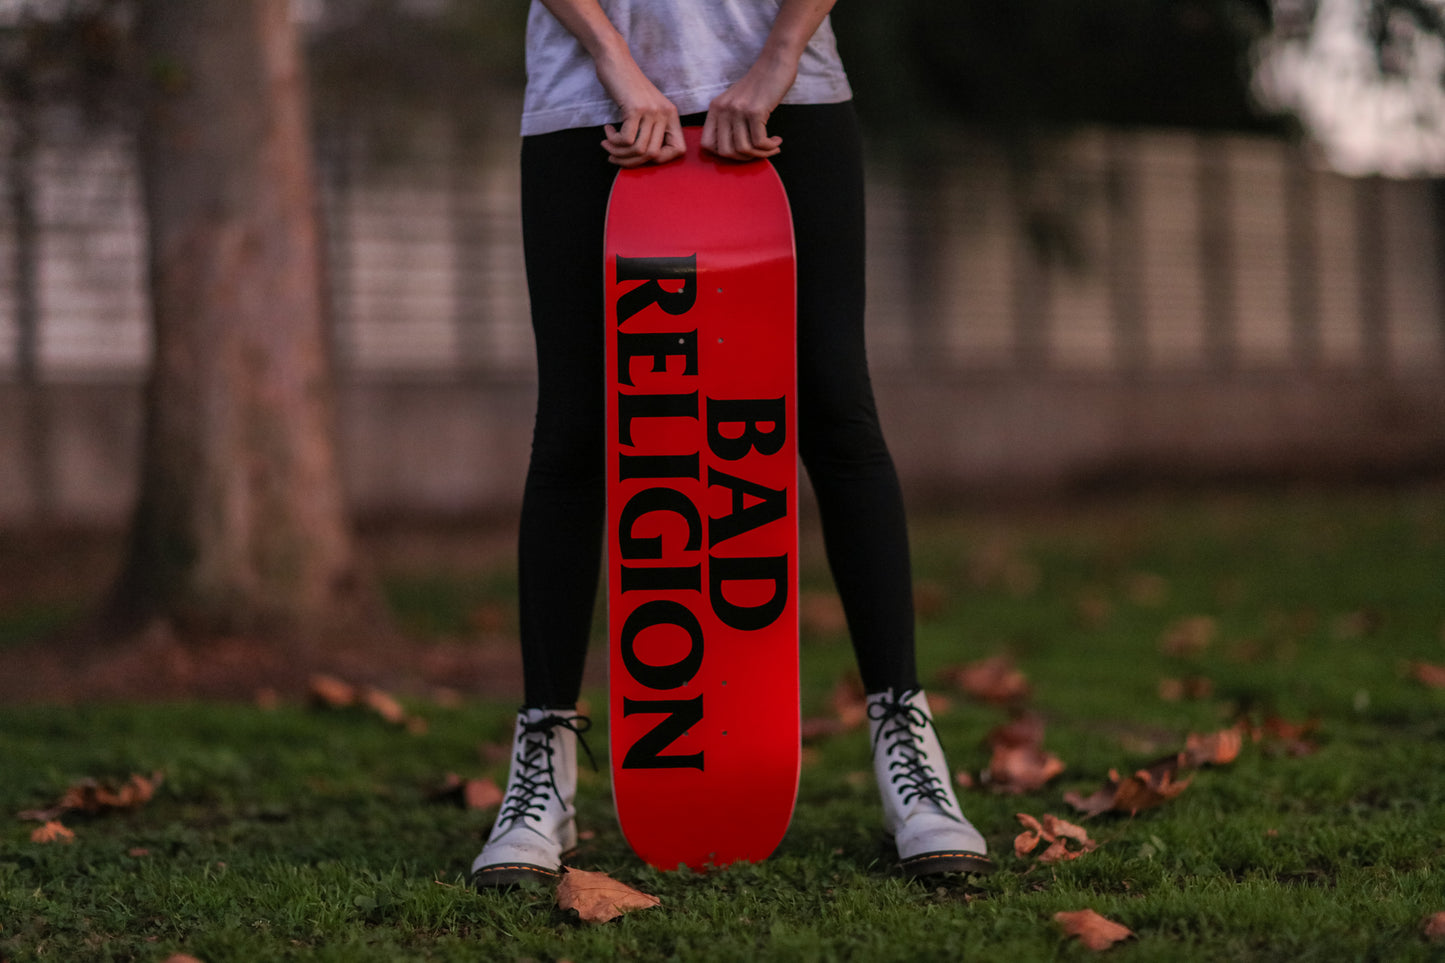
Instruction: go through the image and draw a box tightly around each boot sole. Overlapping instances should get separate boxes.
[901,850,996,879]
[471,861,563,889]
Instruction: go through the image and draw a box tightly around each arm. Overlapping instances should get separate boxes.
[701,0,838,160]
[538,0,684,166]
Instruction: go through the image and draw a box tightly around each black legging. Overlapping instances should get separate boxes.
[518,102,917,707]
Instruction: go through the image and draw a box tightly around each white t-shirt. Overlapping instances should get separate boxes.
[520,0,853,136]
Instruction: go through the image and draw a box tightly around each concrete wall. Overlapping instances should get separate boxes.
[4,372,1443,527]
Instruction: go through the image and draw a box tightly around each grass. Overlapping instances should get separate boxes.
[3,485,1445,961]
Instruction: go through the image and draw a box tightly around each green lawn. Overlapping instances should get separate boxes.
[3,486,1444,961]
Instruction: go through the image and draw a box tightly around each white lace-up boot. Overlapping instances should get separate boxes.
[868,687,993,878]
[471,707,590,887]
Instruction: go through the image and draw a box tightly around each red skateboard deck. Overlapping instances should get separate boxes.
[604,127,799,871]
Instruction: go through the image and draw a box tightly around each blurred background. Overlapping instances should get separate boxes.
[2,0,1444,527]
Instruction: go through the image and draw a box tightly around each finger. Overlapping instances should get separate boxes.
[749,118,781,157]
[714,118,735,160]
[656,117,686,164]
[701,112,719,154]
[640,115,666,161]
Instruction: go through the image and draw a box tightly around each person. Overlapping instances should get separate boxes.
[470,0,992,887]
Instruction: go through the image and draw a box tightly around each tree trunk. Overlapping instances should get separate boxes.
[111,0,373,639]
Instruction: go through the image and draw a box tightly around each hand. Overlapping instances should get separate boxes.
[701,51,797,161]
[594,48,685,167]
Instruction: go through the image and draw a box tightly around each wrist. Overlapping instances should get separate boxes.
[759,35,807,69]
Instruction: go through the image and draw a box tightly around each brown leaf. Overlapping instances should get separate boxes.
[986,712,1046,750]
[21,771,165,822]
[1055,909,1134,951]
[1112,767,1192,815]
[30,820,75,844]
[1159,615,1216,657]
[987,744,1066,794]
[1253,716,1320,756]
[1182,726,1244,767]
[945,654,1031,705]
[161,955,206,963]
[429,774,503,810]
[463,778,504,810]
[1014,812,1044,858]
[1408,661,1445,689]
[1063,775,1121,818]
[1064,762,1191,818]
[1424,911,1445,941]
[556,867,661,924]
[1015,812,1098,864]
[361,687,409,725]
[308,673,357,708]
[1157,675,1214,702]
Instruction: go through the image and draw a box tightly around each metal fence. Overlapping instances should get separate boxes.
[2,107,1444,522]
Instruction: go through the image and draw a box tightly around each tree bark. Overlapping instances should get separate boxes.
[112,0,373,639]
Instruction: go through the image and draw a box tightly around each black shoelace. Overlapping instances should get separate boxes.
[867,688,958,816]
[496,713,596,830]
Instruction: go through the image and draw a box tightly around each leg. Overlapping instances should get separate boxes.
[516,126,617,709]
[770,104,991,876]
[474,128,613,888]
[767,103,916,694]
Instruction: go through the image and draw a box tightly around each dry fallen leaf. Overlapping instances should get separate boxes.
[1424,911,1445,941]
[1408,661,1445,690]
[1157,675,1214,702]
[1064,763,1192,818]
[1015,813,1097,864]
[1182,726,1244,767]
[20,772,165,822]
[161,955,206,963]
[30,820,75,844]
[556,867,661,924]
[308,673,357,708]
[1159,615,1216,657]
[361,687,409,725]
[309,675,426,730]
[987,712,1046,749]
[1112,767,1192,815]
[430,773,504,810]
[1063,774,1122,819]
[975,712,1064,794]
[987,744,1066,794]
[1252,715,1320,756]
[945,654,1031,705]
[1055,908,1134,950]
